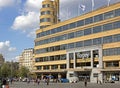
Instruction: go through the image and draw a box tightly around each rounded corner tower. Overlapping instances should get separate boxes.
[40,0,59,29]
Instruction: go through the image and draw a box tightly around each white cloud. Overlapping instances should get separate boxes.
[0,0,21,9]
[0,41,16,61]
[11,0,120,38]
[12,11,39,32]
[25,0,42,12]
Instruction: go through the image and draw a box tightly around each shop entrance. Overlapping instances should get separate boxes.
[77,71,91,82]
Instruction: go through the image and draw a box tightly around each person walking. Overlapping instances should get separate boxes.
[84,77,87,87]
[46,78,49,85]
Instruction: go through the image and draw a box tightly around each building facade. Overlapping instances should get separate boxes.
[19,48,34,71]
[34,0,120,83]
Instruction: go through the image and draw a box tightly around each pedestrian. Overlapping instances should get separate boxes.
[84,77,87,87]
[2,79,7,88]
[46,78,49,85]
[37,78,40,85]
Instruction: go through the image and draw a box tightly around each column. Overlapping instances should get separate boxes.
[73,52,76,69]
[99,48,103,68]
[91,50,93,68]
[67,53,70,69]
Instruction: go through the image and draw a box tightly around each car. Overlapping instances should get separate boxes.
[60,78,69,83]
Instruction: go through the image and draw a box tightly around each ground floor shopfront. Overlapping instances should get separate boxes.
[34,45,120,83]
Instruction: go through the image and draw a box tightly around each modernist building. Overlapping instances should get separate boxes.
[34,0,120,83]
[19,48,34,71]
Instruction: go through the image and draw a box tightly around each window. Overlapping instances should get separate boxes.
[69,22,76,29]
[94,14,103,22]
[60,64,66,69]
[104,11,114,19]
[43,65,49,70]
[60,54,66,60]
[113,34,120,42]
[36,66,42,70]
[106,61,119,67]
[85,17,93,25]
[69,53,74,60]
[84,28,92,35]
[93,26,102,33]
[61,34,67,40]
[42,4,50,8]
[77,20,84,27]
[113,21,120,29]
[93,38,102,45]
[115,8,120,16]
[103,23,113,31]
[40,18,51,22]
[68,43,74,49]
[60,44,67,50]
[75,30,84,37]
[51,65,58,69]
[103,36,112,44]
[68,33,74,39]
[84,39,92,46]
[76,41,83,47]
[63,25,69,30]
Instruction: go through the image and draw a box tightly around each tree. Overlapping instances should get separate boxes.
[1,63,11,77]
[18,66,29,78]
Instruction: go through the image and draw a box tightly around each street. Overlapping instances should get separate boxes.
[9,82,120,88]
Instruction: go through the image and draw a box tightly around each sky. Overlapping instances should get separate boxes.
[0,0,120,61]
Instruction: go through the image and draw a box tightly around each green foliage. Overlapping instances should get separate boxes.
[18,66,30,78]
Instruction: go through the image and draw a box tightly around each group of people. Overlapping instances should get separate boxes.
[0,78,9,88]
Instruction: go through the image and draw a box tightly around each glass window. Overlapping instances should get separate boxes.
[84,39,92,46]
[60,54,66,60]
[68,43,74,49]
[55,46,60,51]
[42,4,50,8]
[75,30,84,37]
[93,38,102,45]
[63,25,69,30]
[103,23,113,31]
[60,44,67,50]
[51,65,58,69]
[60,64,66,69]
[84,28,92,35]
[46,30,51,35]
[61,34,67,40]
[106,61,119,67]
[104,11,114,19]
[93,26,102,33]
[103,36,112,44]
[113,21,120,29]
[113,34,120,42]
[115,8,120,16]
[76,41,83,47]
[69,53,74,60]
[69,22,76,29]
[85,17,93,25]
[77,20,84,27]
[68,32,75,39]
[56,27,62,32]
[43,65,49,70]
[94,14,103,22]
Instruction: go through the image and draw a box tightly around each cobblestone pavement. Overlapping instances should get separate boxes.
[9,82,120,88]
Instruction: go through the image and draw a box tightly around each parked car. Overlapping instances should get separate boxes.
[60,78,69,83]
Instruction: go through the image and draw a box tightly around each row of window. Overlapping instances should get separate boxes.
[35,54,66,62]
[41,11,51,15]
[42,4,50,8]
[35,47,120,63]
[35,21,120,46]
[103,47,120,56]
[35,33,120,54]
[36,64,66,70]
[37,8,120,38]
[106,61,119,67]
[40,18,51,22]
